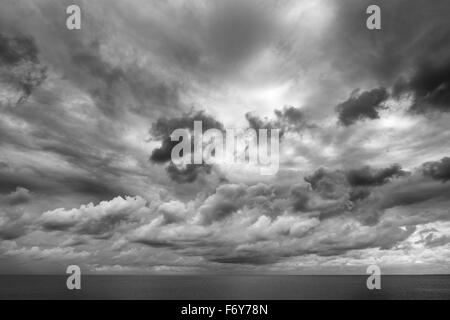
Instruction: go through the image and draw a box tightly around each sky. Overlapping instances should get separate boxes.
[0,0,450,274]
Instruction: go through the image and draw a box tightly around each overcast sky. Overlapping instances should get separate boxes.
[1,0,450,274]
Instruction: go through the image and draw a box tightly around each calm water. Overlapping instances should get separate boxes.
[0,275,449,300]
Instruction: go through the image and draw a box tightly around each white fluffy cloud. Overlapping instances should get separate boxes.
[40,196,149,238]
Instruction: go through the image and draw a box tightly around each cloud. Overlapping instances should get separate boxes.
[2,157,448,269]
[156,200,189,225]
[246,106,313,138]
[336,88,389,126]
[1,0,450,274]
[0,217,28,241]
[68,39,181,118]
[0,187,34,240]
[197,184,247,225]
[346,164,408,187]
[0,163,131,201]
[206,0,277,67]
[323,0,450,84]
[1,187,31,206]
[325,0,450,117]
[209,254,280,266]
[302,162,447,225]
[423,234,450,248]
[422,157,450,182]
[150,111,224,182]
[129,165,447,265]
[0,33,47,104]
[0,33,39,65]
[40,196,149,239]
[394,60,450,114]
[150,111,224,163]
[304,164,408,203]
[166,163,212,184]
[304,168,349,200]
[2,243,90,261]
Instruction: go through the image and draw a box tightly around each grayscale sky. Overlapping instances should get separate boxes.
[0,0,450,274]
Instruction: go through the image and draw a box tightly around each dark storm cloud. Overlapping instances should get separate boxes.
[327,0,450,83]
[0,94,138,195]
[422,157,450,182]
[346,164,408,187]
[166,163,212,184]
[0,14,178,215]
[379,182,450,212]
[303,164,410,220]
[0,166,57,195]
[150,140,178,164]
[0,0,183,119]
[394,61,450,113]
[0,34,38,65]
[423,234,450,248]
[245,113,272,131]
[0,163,129,201]
[150,111,224,163]
[150,111,224,182]
[335,88,389,126]
[65,38,181,118]
[61,175,130,200]
[327,0,450,120]
[0,188,32,240]
[348,188,371,202]
[290,185,312,212]
[0,3,185,217]
[246,106,313,138]
[1,187,31,206]
[275,106,305,126]
[305,169,346,194]
[0,33,47,104]
[133,239,179,249]
[0,219,28,241]
[0,71,147,203]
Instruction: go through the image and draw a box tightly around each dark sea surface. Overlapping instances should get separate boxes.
[1,275,449,300]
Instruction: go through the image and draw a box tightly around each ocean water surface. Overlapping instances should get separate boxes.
[1,275,449,300]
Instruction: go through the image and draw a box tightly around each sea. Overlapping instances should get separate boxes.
[1,275,449,300]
